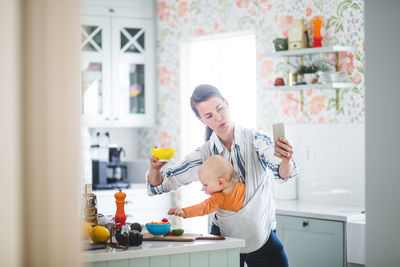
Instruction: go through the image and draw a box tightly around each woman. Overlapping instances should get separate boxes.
[147,84,298,267]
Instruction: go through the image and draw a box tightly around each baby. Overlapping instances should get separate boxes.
[168,155,245,218]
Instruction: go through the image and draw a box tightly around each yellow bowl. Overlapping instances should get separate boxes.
[151,148,176,161]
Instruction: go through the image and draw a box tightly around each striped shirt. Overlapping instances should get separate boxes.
[147,125,299,197]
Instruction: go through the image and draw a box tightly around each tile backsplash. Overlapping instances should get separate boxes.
[279,123,365,206]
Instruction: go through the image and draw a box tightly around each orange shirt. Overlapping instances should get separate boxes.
[183,183,245,218]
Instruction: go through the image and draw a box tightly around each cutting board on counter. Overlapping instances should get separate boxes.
[143,233,225,242]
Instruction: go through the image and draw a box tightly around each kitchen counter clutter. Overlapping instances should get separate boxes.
[275,199,365,222]
[84,237,244,267]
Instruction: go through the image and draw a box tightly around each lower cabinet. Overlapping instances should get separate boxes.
[85,248,240,267]
[276,214,345,267]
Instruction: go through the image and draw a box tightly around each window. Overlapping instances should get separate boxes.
[179,32,256,233]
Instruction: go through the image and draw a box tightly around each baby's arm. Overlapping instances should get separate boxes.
[183,193,224,218]
[167,193,224,219]
[168,207,186,218]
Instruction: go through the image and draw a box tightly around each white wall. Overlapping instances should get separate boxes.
[365,1,400,266]
[281,124,365,206]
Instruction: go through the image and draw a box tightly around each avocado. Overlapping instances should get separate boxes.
[172,228,184,236]
[130,222,142,233]
[129,231,143,246]
[115,229,143,246]
[115,230,129,246]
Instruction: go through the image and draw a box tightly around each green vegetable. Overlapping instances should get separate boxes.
[172,228,184,236]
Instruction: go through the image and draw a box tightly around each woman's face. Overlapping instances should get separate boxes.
[195,96,233,137]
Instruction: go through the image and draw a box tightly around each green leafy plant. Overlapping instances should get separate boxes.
[295,60,332,75]
[295,64,318,75]
[313,60,332,72]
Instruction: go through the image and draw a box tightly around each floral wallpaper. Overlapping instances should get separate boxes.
[137,0,364,159]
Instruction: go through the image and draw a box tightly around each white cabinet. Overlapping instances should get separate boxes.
[276,214,345,267]
[81,1,155,127]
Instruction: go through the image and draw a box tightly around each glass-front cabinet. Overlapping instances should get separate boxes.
[80,11,154,127]
[81,16,111,125]
[112,18,153,125]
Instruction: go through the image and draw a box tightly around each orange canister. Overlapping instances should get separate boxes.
[114,190,127,230]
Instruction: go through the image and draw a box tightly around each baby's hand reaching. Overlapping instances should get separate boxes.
[168,207,186,218]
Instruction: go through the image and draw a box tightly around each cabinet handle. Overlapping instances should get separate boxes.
[114,117,119,121]
[105,117,110,121]
[109,8,114,13]
[302,221,309,227]
[125,200,132,204]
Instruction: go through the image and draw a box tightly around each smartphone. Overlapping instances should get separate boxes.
[273,123,285,156]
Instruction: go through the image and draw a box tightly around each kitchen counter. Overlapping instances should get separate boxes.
[84,237,244,267]
[275,200,365,222]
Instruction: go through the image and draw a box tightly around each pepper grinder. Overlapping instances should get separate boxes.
[83,184,98,227]
[114,190,126,230]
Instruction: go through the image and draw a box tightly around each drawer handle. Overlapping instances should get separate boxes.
[302,221,309,227]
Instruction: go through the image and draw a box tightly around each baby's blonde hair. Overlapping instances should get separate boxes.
[200,155,239,183]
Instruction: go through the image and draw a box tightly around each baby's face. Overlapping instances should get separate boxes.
[198,169,222,195]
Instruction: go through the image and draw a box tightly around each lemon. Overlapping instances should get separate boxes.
[89,226,110,243]
[82,221,92,239]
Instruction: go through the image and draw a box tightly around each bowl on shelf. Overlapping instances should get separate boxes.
[317,71,331,84]
[145,222,171,236]
[151,147,176,162]
[304,73,318,84]
[329,72,340,82]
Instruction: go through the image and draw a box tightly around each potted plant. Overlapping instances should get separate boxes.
[295,64,317,84]
[295,60,332,84]
[314,60,333,83]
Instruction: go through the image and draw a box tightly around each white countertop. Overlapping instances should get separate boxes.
[275,200,365,222]
[83,237,245,263]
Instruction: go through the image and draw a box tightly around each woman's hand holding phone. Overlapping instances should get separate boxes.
[273,123,293,162]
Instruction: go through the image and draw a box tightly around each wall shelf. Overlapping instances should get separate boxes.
[265,83,354,111]
[264,82,354,91]
[264,46,353,57]
[265,45,355,112]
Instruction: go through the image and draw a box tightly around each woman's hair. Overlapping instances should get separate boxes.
[190,84,225,141]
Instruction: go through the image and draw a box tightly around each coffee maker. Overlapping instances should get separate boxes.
[92,145,130,190]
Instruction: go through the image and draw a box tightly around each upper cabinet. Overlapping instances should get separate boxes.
[81,0,155,127]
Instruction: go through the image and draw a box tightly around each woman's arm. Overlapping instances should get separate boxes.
[275,137,294,178]
[253,130,299,181]
[146,148,203,196]
[148,155,167,186]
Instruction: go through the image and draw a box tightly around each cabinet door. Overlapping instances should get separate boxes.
[111,18,155,127]
[276,215,345,267]
[81,16,112,126]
